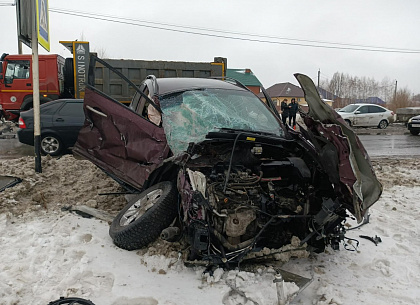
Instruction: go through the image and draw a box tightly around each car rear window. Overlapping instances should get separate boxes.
[57,102,84,117]
[368,105,386,113]
[41,102,62,115]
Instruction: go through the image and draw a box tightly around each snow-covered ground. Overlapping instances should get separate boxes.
[0,155,419,305]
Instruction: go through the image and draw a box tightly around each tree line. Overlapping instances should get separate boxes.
[320,72,420,111]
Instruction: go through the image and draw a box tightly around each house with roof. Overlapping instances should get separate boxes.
[259,82,305,113]
[226,68,262,95]
[317,87,340,101]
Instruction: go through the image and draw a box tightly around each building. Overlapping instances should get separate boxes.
[317,87,340,101]
[355,97,386,106]
[226,68,262,95]
[260,82,305,112]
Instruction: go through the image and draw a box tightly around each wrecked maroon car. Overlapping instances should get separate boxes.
[73,57,382,266]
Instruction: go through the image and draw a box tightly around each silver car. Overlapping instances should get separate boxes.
[337,103,394,129]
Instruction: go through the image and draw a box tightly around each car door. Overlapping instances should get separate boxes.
[2,60,31,111]
[73,87,170,191]
[52,100,85,147]
[368,105,386,126]
[353,105,369,126]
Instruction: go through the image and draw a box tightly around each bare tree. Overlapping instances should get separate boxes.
[388,88,414,112]
[93,47,108,58]
[319,72,399,107]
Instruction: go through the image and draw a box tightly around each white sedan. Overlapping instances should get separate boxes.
[337,103,394,129]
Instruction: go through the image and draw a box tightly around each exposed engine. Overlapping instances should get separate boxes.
[174,139,347,265]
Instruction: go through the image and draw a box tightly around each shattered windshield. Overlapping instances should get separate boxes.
[160,88,283,154]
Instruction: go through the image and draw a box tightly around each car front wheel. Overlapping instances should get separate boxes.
[378,120,388,129]
[344,119,351,126]
[109,181,178,250]
[410,130,419,136]
[41,135,63,156]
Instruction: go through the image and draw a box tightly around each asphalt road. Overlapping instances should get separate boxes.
[0,137,34,159]
[0,133,419,160]
[358,134,420,158]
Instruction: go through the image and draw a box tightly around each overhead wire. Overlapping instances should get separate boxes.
[48,7,420,54]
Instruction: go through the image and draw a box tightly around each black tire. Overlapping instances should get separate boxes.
[378,119,388,129]
[410,130,419,136]
[41,134,63,156]
[48,297,95,305]
[21,97,52,111]
[344,119,351,126]
[109,181,178,250]
[64,58,75,96]
[21,97,33,111]
[40,97,52,105]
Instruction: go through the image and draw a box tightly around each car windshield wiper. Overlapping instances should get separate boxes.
[216,127,283,138]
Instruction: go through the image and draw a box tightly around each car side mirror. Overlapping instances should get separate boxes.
[4,75,13,86]
[354,111,361,114]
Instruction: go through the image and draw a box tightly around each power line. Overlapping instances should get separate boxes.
[49,7,420,54]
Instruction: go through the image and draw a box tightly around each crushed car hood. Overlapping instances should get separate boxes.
[294,73,382,222]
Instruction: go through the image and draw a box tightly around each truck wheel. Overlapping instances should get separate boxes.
[109,181,178,250]
[378,120,388,129]
[64,58,75,96]
[21,97,51,111]
[40,97,52,105]
[40,134,63,156]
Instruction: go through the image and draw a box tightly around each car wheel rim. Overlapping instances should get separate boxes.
[120,189,163,226]
[380,121,387,129]
[41,137,59,153]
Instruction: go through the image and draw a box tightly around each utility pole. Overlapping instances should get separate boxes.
[394,80,398,102]
[317,69,320,89]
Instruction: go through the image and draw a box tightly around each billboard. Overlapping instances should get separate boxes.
[36,0,50,51]
[16,0,33,48]
[16,0,50,51]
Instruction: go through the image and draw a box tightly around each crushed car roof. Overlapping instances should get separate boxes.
[153,77,249,96]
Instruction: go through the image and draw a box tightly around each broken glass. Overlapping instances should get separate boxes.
[160,88,283,155]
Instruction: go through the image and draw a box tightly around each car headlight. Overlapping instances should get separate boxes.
[408,117,413,123]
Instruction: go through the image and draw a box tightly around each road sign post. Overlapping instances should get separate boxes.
[16,0,50,173]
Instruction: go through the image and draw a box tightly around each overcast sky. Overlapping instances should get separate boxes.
[1,0,420,95]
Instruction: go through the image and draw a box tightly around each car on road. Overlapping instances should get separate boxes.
[407,114,420,135]
[17,99,84,156]
[73,57,382,267]
[337,103,394,129]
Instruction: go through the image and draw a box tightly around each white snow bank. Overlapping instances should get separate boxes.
[0,156,419,304]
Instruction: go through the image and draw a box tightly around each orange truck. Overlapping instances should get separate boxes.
[0,53,71,121]
[0,49,225,121]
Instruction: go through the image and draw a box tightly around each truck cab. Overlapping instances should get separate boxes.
[0,53,65,121]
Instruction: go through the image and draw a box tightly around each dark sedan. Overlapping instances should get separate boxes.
[17,99,84,156]
[407,114,420,135]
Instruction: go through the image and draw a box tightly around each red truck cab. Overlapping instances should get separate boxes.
[0,53,65,121]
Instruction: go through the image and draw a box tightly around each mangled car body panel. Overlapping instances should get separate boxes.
[73,87,169,190]
[294,73,382,221]
[73,59,382,266]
